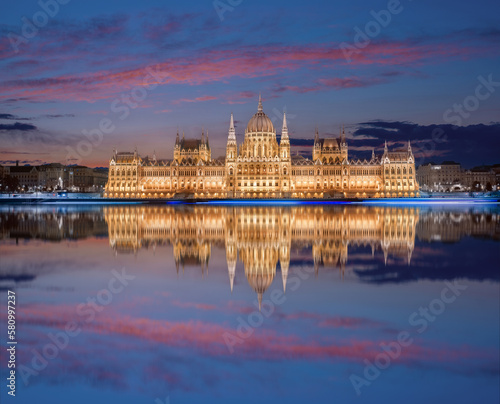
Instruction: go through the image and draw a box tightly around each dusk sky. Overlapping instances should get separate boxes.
[1,0,499,167]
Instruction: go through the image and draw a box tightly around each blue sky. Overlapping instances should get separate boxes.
[0,0,499,167]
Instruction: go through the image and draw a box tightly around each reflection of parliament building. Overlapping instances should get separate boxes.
[104,206,420,307]
[104,96,419,199]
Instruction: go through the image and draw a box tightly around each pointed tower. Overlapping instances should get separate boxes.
[281,112,289,142]
[174,129,181,162]
[313,126,321,161]
[340,124,348,160]
[200,127,209,162]
[228,112,236,144]
[226,113,237,197]
[280,112,290,160]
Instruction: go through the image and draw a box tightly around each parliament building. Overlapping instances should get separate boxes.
[104,96,419,199]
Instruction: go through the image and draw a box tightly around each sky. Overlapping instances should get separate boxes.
[0,0,499,168]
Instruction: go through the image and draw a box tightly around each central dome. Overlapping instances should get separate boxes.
[246,96,274,133]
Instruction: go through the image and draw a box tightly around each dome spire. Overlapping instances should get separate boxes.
[258,93,263,112]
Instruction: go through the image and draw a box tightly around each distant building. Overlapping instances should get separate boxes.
[38,163,67,189]
[465,167,496,190]
[417,161,463,191]
[8,162,39,190]
[417,162,497,192]
[70,166,108,191]
[2,162,108,192]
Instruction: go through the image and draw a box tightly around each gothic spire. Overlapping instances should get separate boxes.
[175,128,179,145]
[384,140,388,153]
[228,112,236,143]
[258,93,263,112]
[408,140,412,153]
[281,112,289,141]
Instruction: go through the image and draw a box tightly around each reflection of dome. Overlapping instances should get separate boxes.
[246,95,274,133]
[246,271,275,310]
[246,272,274,295]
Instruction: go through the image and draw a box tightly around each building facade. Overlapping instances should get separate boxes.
[417,162,497,191]
[3,162,108,192]
[105,97,419,199]
[416,161,463,191]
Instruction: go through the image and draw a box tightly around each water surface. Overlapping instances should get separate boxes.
[0,204,499,403]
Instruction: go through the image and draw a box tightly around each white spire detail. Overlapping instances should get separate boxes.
[228,112,236,143]
[281,112,289,141]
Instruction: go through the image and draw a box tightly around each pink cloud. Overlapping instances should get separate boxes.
[171,95,217,105]
[11,304,495,365]
[0,39,488,104]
